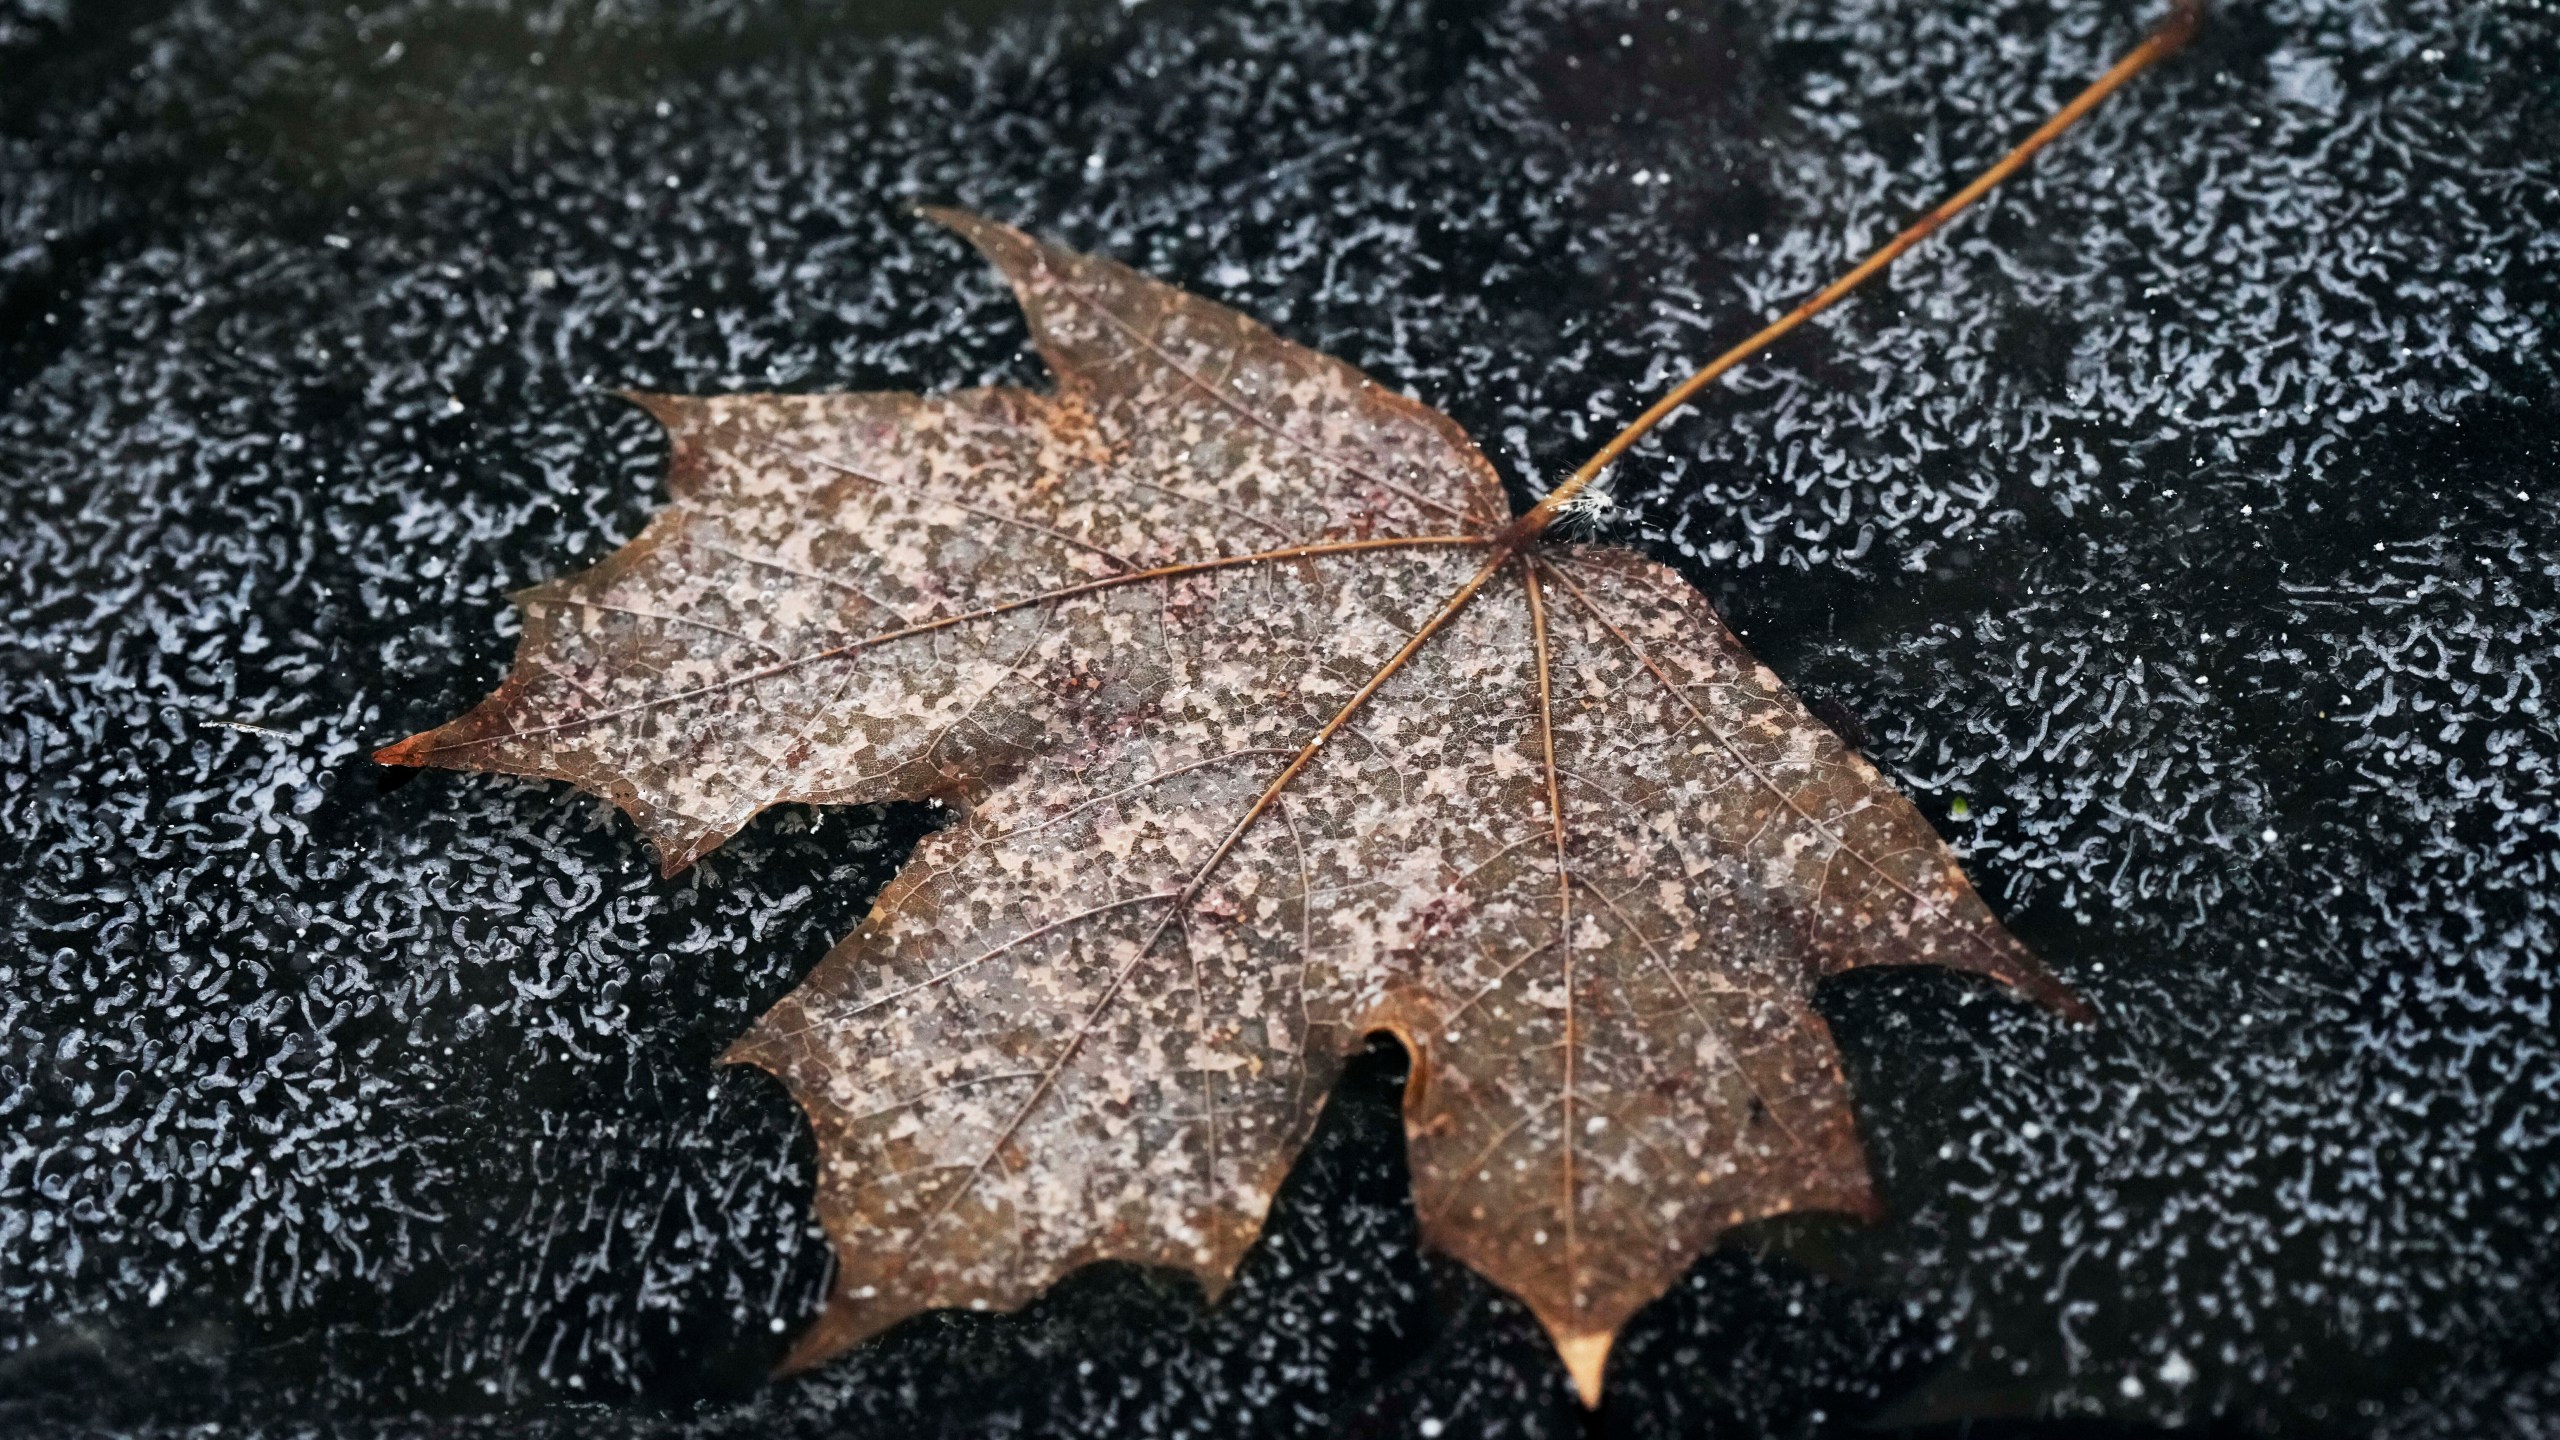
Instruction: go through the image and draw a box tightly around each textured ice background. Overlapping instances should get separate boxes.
[3,0,2556,1434]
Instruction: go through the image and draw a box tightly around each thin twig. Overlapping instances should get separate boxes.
[1519,0,2205,539]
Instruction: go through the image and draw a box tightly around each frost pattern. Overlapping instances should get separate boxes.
[3,0,2555,1429]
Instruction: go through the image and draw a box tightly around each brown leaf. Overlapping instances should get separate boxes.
[379,210,2086,1405]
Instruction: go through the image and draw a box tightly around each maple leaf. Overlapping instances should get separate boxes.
[378,8,2197,1401]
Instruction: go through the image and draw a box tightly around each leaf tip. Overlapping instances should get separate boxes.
[1553,1329,1614,1409]
[769,1304,860,1379]
[914,206,1046,282]
[372,734,430,768]
[915,204,1005,250]
[2017,968,2100,1027]
[613,390,685,428]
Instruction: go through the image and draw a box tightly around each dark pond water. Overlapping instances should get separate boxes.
[4,0,2557,1435]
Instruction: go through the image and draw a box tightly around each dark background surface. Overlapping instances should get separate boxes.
[4,0,2558,1434]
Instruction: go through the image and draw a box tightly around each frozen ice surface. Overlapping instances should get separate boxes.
[1,0,2555,1434]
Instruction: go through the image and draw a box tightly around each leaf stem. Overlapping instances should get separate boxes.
[1521,0,2204,538]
